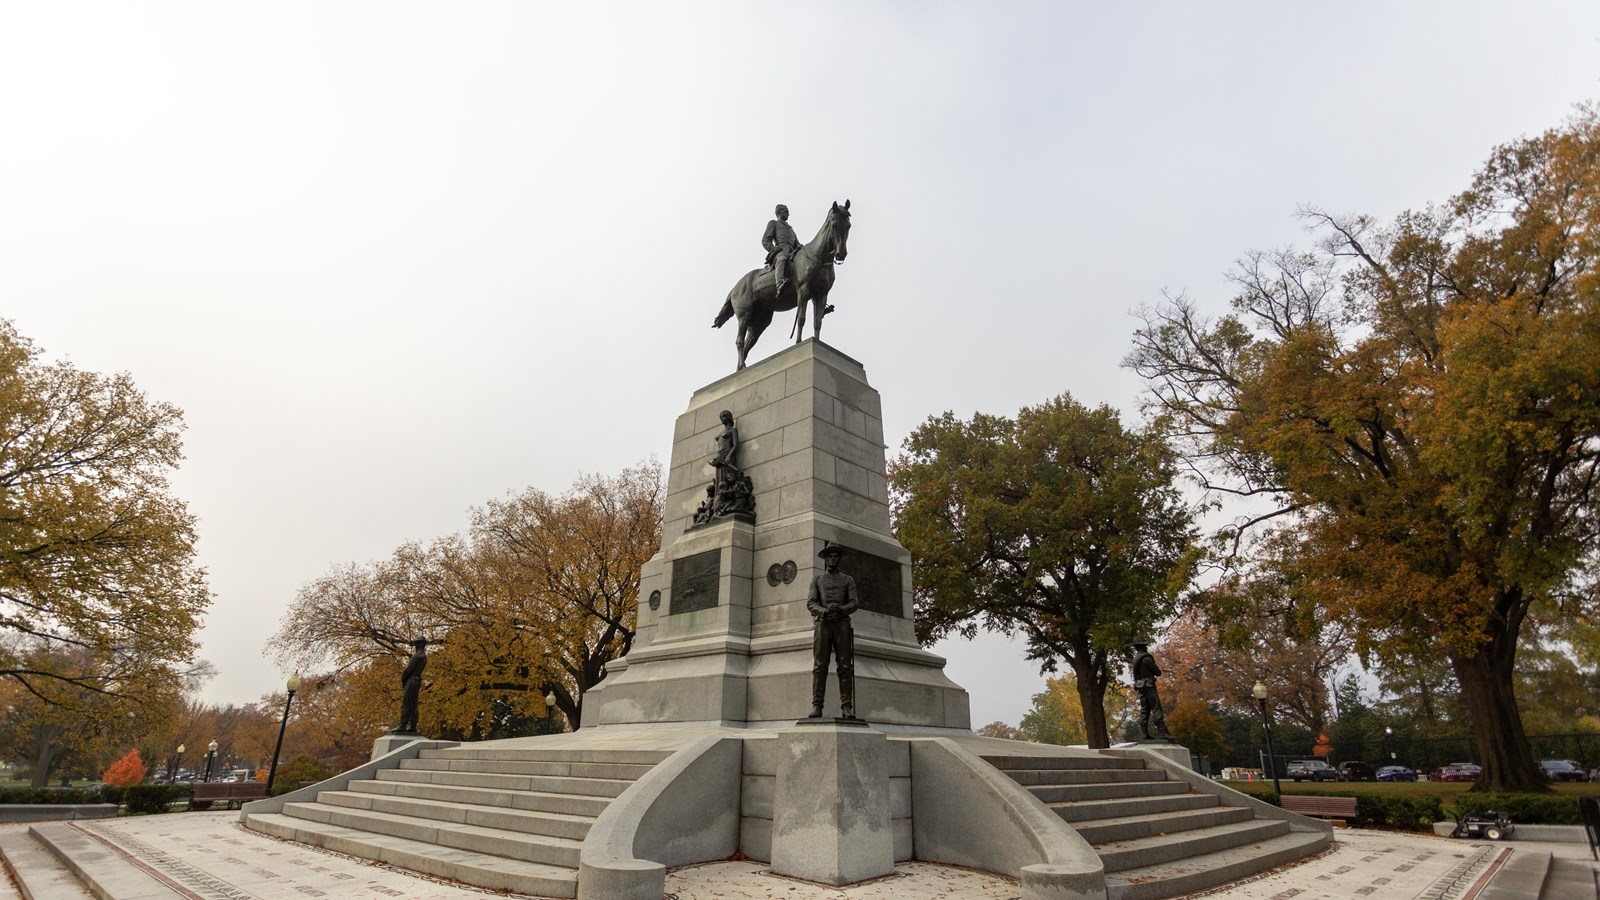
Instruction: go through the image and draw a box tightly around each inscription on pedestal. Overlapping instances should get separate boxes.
[670,549,722,615]
[847,552,904,618]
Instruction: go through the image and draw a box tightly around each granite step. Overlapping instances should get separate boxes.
[1541,855,1598,900]
[418,747,673,766]
[247,812,579,899]
[345,777,614,817]
[1026,779,1192,804]
[1000,767,1168,786]
[983,754,1139,771]
[1070,804,1254,844]
[315,789,596,840]
[1103,829,1331,900]
[1093,817,1290,873]
[375,766,633,797]
[399,756,656,780]
[25,822,183,899]
[0,827,96,900]
[279,802,583,868]
[1044,790,1221,823]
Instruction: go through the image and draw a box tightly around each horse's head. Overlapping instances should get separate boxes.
[826,199,851,263]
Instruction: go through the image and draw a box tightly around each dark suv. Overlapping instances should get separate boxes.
[1287,759,1340,782]
[1540,759,1588,782]
[1338,760,1376,782]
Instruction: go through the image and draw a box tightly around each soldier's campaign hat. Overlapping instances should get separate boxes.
[1131,637,1151,647]
[817,543,846,559]
[411,636,430,646]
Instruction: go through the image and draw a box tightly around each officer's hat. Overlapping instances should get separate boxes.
[817,543,846,559]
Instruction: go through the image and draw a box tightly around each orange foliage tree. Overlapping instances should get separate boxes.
[102,749,147,787]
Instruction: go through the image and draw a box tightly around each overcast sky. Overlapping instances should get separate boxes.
[3,2,1598,728]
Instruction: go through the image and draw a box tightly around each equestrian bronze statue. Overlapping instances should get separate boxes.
[714,200,851,371]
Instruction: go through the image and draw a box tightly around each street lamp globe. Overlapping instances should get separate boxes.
[1251,682,1268,702]
[287,674,302,692]
[177,744,185,755]
[208,740,217,753]
[545,692,556,709]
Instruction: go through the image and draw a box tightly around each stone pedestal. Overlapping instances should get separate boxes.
[586,340,969,729]
[371,733,427,761]
[1136,741,1193,771]
[771,723,894,885]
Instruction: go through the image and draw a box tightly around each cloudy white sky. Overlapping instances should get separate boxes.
[3,2,1598,727]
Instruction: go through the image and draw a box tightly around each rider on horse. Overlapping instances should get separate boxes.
[762,204,799,301]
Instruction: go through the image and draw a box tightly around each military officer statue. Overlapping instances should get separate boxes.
[395,637,429,734]
[1131,638,1173,741]
[807,544,860,719]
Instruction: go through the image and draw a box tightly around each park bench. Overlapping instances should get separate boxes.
[189,781,269,810]
[1280,794,1359,822]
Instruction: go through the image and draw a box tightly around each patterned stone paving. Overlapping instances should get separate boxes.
[0,815,1592,900]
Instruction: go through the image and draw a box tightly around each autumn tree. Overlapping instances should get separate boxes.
[975,721,1026,740]
[273,461,662,733]
[1128,106,1600,792]
[891,394,1200,747]
[1018,673,1138,746]
[102,749,147,787]
[470,462,661,728]
[1166,696,1229,766]
[0,320,209,704]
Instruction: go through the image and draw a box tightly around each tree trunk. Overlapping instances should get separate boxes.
[29,728,59,789]
[1074,656,1110,749]
[1452,635,1547,794]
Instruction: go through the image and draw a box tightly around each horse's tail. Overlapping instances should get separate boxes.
[713,292,735,329]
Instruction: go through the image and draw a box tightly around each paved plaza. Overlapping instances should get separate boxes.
[0,811,1592,899]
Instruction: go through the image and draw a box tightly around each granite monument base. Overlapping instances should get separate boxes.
[771,723,895,885]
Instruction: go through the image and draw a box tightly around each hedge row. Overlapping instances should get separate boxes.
[1235,787,1446,829]
[1452,792,1582,826]
[0,784,192,813]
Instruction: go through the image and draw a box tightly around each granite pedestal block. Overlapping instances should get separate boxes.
[771,724,894,885]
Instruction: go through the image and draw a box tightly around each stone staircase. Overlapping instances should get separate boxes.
[244,744,672,899]
[983,752,1331,900]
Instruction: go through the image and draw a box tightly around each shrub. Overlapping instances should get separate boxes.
[1352,792,1444,829]
[0,786,96,804]
[102,749,147,787]
[1452,792,1581,825]
[270,755,332,796]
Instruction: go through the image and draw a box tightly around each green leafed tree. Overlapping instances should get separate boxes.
[1127,106,1600,792]
[890,394,1200,748]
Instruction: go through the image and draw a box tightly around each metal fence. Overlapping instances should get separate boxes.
[1222,732,1600,775]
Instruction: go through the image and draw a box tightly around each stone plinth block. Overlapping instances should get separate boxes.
[1135,741,1193,771]
[370,734,427,761]
[771,724,894,885]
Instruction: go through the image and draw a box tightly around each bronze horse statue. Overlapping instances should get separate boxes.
[714,200,851,370]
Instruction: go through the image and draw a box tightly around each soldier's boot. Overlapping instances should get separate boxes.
[839,668,856,720]
[809,669,825,718]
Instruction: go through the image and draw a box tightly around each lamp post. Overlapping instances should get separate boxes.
[1384,726,1394,762]
[266,675,301,794]
[544,691,557,734]
[171,743,186,781]
[1252,682,1282,797]
[204,740,218,782]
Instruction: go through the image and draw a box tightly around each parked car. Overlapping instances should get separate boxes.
[1338,761,1377,782]
[1376,765,1417,782]
[1286,759,1340,782]
[1434,766,1478,783]
[1450,762,1483,777]
[1540,759,1588,782]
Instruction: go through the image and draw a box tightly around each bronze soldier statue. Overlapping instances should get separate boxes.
[1131,638,1173,741]
[396,637,429,734]
[762,204,799,302]
[807,544,860,719]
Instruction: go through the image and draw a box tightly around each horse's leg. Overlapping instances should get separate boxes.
[747,307,773,362]
[736,316,750,370]
[793,288,810,343]
[812,292,825,340]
